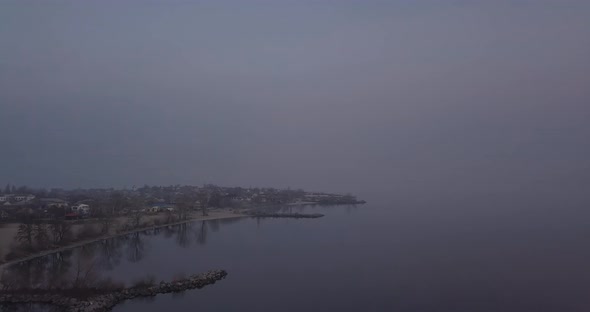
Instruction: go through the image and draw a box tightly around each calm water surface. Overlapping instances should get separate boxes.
[4,193,590,312]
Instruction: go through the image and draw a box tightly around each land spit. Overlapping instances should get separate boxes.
[0,270,227,312]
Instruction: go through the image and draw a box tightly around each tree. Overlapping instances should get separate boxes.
[99,215,115,235]
[109,192,127,215]
[3,184,10,194]
[198,191,213,216]
[176,194,193,221]
[95,201,115,235]
[49,220,72,244]
[33,221,49,248]
[16,220,34,249]
[127,210,142,229]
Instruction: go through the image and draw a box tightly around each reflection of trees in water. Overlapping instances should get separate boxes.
[163,226,176,239]
[175,223,190,248]
[208,219,220,232]
[2,257,48,289]
[126,232,145,263]
[97,238,124,270]
[346,204,357,214]
[1,249,104,291]
[173,218,242,248]
[0,217,245,292]
[71,255,100,288]
[195,221,207,245]
[28,257,46,289]
[216,217,242,226]
[46,251,73,288]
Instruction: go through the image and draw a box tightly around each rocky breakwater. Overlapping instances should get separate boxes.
[0,270,227,312]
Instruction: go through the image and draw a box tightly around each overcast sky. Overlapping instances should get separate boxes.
[1,1,589,197]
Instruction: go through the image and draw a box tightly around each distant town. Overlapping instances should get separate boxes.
[0,184,364,221]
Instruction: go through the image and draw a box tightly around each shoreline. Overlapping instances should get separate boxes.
[0,211,247,272]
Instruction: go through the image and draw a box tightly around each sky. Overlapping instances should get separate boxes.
[1,0,589,198]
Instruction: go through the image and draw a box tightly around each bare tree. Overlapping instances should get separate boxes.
[176,194,193,221]
[33,221,49,248]
[126,232,145,262]
[99,215,115,235]
[199,191,211,217]
[108,192,127,216]
[16,219,34,249]
[127,210,142,229]
[71,257,99,288]
[49,220,72,244]
[165,210,175,223]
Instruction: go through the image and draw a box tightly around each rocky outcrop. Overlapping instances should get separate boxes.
[0,270,227,312]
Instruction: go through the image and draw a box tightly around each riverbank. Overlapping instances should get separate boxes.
[0,210,247,271]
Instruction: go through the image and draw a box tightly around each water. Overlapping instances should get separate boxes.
[3,192,590,312]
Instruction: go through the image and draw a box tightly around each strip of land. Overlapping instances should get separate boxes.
[0,209,246,271]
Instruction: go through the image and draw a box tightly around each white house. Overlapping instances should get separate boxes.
[13,194,35,202]
[71,204,91,215]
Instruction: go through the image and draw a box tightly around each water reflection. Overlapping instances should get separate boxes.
[126,233,146,263]
[0,218,243,290]
[196,221,207,245]
[97,238,124,270]
[175,224,190,248]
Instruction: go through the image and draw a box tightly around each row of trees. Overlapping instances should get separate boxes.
[16,218,73,251]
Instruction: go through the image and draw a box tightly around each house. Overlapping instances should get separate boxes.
[150,203,175,213]
[146,206,160,213]
[71,204,91,215]
[13,194,35,202]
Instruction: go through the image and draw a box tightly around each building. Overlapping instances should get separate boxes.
[150,203,175,213]
[13,194,35,202]
[71,204,91,215]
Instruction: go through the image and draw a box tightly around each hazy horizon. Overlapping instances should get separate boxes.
[1,1,589,198]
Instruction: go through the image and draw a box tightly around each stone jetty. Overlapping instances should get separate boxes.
[0,270,227,312]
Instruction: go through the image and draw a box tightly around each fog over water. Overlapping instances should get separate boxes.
[1,1,589,198]
[2,3,590,311]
